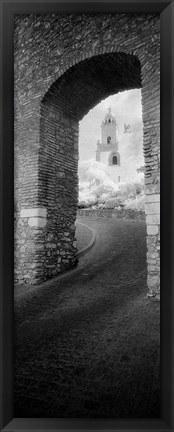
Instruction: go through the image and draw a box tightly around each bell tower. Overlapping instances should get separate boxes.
[101,106,118,148]
[96,107,120,167]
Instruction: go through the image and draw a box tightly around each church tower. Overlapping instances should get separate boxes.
[96,107,120,169]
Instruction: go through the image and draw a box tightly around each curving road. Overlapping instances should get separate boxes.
[15,216,160,418]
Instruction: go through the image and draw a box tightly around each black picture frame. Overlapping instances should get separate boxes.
[0,0,173,431]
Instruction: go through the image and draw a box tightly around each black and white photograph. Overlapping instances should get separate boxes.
[13,11,161,419]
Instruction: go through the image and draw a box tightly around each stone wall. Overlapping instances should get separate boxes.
[77,208,145,221]
[39,96,79,280]
[14,13,160,294]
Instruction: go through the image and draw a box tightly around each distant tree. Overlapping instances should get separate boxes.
[78,159,112,189]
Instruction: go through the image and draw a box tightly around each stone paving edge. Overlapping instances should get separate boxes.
[76,221,96,258]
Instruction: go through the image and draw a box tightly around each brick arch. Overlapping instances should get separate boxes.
[14,14,160,294]
[37,51,142,280]
[41,45,142,102]
[41,51,141,121]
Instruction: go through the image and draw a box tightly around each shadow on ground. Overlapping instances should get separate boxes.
[14,217,160,418]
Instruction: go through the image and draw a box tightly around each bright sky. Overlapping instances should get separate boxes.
[79,89,142,161]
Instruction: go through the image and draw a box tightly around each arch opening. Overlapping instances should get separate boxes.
[112,155,117,165]
[38,52,142,280]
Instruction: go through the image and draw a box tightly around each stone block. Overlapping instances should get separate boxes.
[145,194,160,203]
[145,177,154,185]
[20,207,47,218]
[147,258,157,265]
[146,186,160,195]
[146,214,160,225]
[147,273,160,285]
[46,243,56,248]
[145,202,160,215]
[147,225,159,235]
[147,251,159,259]
[28,217,47,228]
[148,264,160,272]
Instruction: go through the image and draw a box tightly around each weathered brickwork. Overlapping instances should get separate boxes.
[14,13,160,294]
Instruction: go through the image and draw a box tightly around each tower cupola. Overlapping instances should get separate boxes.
[101,106,118,147]
[104,106,116,124]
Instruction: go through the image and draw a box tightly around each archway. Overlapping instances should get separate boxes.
[108,151,121,167]
[37,52,141,280]
[112,155,117,165]
[14,13,160,295]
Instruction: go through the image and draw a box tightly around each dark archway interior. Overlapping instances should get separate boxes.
[113,155,117,165]
[42,52,141,121]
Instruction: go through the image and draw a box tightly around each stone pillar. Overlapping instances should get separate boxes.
[145,197,160,295]
[14,99,47,284]
[38,97,79,281]
[14,92,80,285]
[141,43,160,296]
[14,207,48,284]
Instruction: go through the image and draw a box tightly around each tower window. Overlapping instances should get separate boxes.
[113,155,117,165]
[107,136,111,144]
[108,119,111,123]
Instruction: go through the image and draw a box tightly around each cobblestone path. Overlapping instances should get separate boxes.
[14,217,160,418]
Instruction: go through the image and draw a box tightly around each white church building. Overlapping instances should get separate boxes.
[96,107,121,182]
[95,107,144,184]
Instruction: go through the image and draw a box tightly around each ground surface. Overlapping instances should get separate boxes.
[14,217,160,418]
[75,220,93,252]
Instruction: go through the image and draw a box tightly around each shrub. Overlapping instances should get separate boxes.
[118,178,144,201]
[78,158,145,212]
[104,197,124,209]
[124,193,145,212]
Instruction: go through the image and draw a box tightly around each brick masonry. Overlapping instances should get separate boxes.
[14,14,160,294]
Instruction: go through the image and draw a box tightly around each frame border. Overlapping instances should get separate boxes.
[0,1,173,431]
